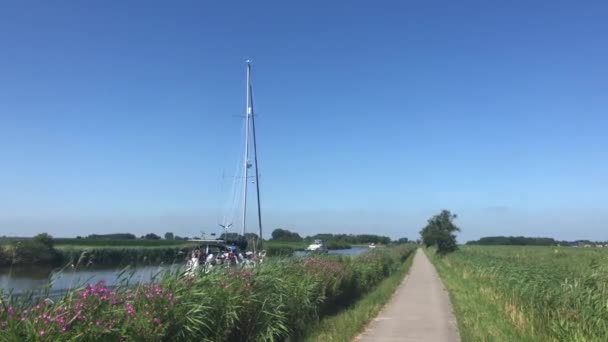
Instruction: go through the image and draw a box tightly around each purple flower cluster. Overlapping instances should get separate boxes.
[1,280,177,339]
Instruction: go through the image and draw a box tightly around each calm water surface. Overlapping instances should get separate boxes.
[0,264,179,296]
[1,247,369,295]
[294,246,369,257]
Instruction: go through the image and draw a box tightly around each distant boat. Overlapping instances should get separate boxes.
[368,243,376,249]
[306,240,328,253]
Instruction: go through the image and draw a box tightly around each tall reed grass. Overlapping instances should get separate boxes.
[0,245,414,341]
[58,246,191,267]
[433,246,608,341]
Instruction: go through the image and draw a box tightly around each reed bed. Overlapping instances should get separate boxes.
[432,246,608,341]
[0,245,415,341]
[57,246,192,267]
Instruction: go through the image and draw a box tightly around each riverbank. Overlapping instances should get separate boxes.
[303,246,416,341]
[0,245,415,340]
[0,247,370,296]
[0,238,354,267]
[0,237,199,267]
[0,245,196,268]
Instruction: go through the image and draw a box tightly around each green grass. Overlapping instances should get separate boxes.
[428,247,535,341]
[55,243,197,250]
[303,246,416,342]
[54,238,197,247]
[429,245,608,341]
[263,240,308,250]
[1,238,199,251]
[56,245,195,266]
[1,239,199,266]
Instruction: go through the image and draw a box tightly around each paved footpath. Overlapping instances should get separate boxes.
[356,249,460,342]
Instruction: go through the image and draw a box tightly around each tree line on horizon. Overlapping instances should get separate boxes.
[81,233,191,241]
[2,230,409,247]
[270,228,402,245]
[467,236,608,246]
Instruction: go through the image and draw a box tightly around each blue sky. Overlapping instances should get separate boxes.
[1,1,607,241]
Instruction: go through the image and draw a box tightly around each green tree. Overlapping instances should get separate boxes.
[420,210,460,255]
[219,233,248,250]
[164,232,174,240]
[271,228,302,241]
[244,232,259,240]
[144,233,161,240]
[34,233,55,248]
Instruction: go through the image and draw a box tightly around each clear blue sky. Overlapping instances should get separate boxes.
[1,1,606,241]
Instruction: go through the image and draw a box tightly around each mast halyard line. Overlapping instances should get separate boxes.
[248,63,263,248]
[241,61,252,236]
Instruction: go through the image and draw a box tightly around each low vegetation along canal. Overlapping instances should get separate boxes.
[0,247,369,296]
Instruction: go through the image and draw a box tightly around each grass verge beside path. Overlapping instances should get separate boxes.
[427,247,539,342]
[303,248,416,342]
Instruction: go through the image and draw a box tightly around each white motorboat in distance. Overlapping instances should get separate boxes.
[306,239,328,253]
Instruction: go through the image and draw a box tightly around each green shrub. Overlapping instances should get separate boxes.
[55,238,196,247]
[265,245,294,257]
[0,246,10,266]
[4,241,59,265]
[325,240,351,250]
[58,247,190,267]
[33,233,55,248]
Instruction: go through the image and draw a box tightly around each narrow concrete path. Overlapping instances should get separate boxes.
[356,249,460,342]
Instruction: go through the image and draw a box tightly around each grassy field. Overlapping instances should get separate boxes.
[55,243,197,250]
[0,238,195,248]
[430,245,608,341]
[54,238,198,248]
[0,238,200,267]
[263,240,308,250]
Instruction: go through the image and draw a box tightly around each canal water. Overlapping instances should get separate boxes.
[0,264,180,296]
[294,246,369,257]
[0,247,369,296]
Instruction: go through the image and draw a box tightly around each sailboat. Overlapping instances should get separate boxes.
[239,60,264,247]
[186,61,265,274]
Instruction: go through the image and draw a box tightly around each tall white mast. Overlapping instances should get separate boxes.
[249,63,264,247]
[241,61,252,236]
